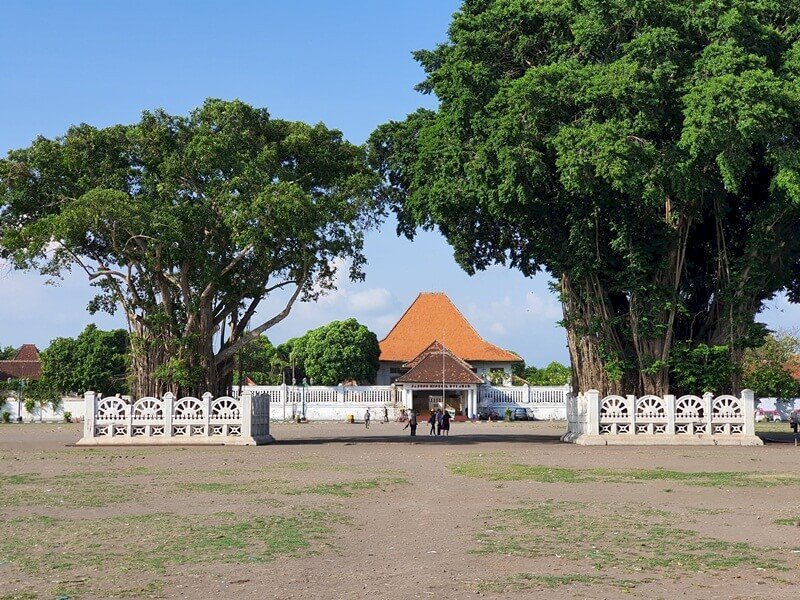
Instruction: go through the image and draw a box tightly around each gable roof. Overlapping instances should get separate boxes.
[395,342,483,385]
[379,292,521,363]
[0,344,42,380]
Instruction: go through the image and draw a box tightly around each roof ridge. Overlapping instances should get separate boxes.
[438,295,520,362]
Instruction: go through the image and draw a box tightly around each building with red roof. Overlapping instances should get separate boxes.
[0,344,42,381]
[378,293,522,417]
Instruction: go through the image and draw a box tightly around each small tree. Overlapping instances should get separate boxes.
[42,325,129,395]
[235,335,283,386]
[300,319,380,386]
[0,345,16,360]
[25,379,62,422]
[742,331,800,398]
[525,362,572,386]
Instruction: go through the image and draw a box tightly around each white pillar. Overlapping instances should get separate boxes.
[665,394,675,435]
[83,391,96,439]
[627,394,637,435]
[164,392,174,438]
[741,389,755,436]
[202,392,213,435]
[241,390,253,437]
[470,388,477,419]
[586,389,600,435]
[703,392,714,434]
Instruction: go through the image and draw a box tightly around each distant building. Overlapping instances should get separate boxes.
[0,344,42,381]
[377,292,521,417]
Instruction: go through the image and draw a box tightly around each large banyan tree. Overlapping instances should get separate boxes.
[369,0,800,396]
[0,99,378,397]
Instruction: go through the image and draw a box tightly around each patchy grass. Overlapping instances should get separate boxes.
[477,573,641,593]
[0,508,346,592]
[289,477,409,497]
[774,517,800,526]
[176,479,286,495]
[475,501,779,574]
[450,460,800,488]
[0,471,146,508]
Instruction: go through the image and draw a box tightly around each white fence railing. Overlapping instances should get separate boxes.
[563,389,761,445]
[76,390,273,445]
[479,384,570,405]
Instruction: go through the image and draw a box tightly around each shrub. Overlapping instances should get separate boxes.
[63,411,72,423]
[1,411,10,423]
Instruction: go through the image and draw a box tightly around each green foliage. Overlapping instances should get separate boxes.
[235,335,285,385]
[41,324,129,394]
[669,344,737,394]
[0,345,16,360]
[0,99,379,395]
[369,0,800,393]
[742,331,800,398]
[300,319,380,385]
[63,411,72,423]
[1,411,10,423]
[524,362,571,386]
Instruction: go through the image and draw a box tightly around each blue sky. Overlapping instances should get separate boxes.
[1,1,798,365]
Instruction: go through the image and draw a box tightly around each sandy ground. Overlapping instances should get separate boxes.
[1,420,799,600]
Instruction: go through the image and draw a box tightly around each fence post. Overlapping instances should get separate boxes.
[202,392,213,435]
[741,389,755,436]
[664,394,675,435]
[627,394,637,435]
[164,392,174,438]
[703,392,714,434]
[83,391,96,439]
[241,390,253,437]
[587,389,600,435]
[338,384,345,404]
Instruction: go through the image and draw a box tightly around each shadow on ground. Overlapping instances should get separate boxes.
[272,432,563,446]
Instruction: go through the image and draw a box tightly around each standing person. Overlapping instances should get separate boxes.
[441,409,451,436]
[790,411,799,434]
[428,410,437,435]
[403,409,418,436]
[435,407,443,436]
[383,405,389,423]
[364,408,371,429]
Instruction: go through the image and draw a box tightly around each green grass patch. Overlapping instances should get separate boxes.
[450,460,800,488]
[475,501,779,575]
[0,508,346,580]
[289,477,408,497]
[478,573,640,593]
[774,517,800,526]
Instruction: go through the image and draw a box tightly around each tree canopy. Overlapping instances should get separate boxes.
[369,0,800,395]
[1,99,379,396]
[742,330,800,398]
[276,319,380,386]
[41,324,129,395]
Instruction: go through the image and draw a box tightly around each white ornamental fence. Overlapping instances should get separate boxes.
[77,390,273,445]
[563,389,761,445]
[233,385,400,421]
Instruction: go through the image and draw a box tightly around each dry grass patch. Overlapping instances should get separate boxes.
[288,477,409,497]
[475,501,780,575]
[0,509,346,597]
[450,459,800,488]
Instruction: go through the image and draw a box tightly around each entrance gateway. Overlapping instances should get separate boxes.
[393,341,483,418]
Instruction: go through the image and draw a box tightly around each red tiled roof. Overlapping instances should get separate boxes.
[379,293,522,363]
[395,342,483,385]
[0,344,42,381]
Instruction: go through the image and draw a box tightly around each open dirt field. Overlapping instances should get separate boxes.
[1,420,799,599]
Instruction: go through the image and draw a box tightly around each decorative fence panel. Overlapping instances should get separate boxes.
[78,390,273,445]
[562,389,761,445]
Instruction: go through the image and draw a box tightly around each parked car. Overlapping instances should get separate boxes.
[512,408,530,421]
[478,407,503,421]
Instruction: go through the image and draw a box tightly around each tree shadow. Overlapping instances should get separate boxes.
[271,432,564,446]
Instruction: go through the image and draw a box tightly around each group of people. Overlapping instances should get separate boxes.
[366,406,452,437]
[363,406,390,428]
[427,408,451,436]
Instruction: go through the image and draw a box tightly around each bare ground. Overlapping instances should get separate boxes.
[0,420,799,600]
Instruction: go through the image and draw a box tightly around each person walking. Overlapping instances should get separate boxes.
[428,410,437,435]
[403,409,418,436]
[440,409,451,436]
[790,411,799,434]
[435,407,443,436]
[364,408,371,429]
[383,406,389,423]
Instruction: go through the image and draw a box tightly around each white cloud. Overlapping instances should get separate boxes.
[348,288,391,312]
[525,291,562,320]
[489,322,506,335]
